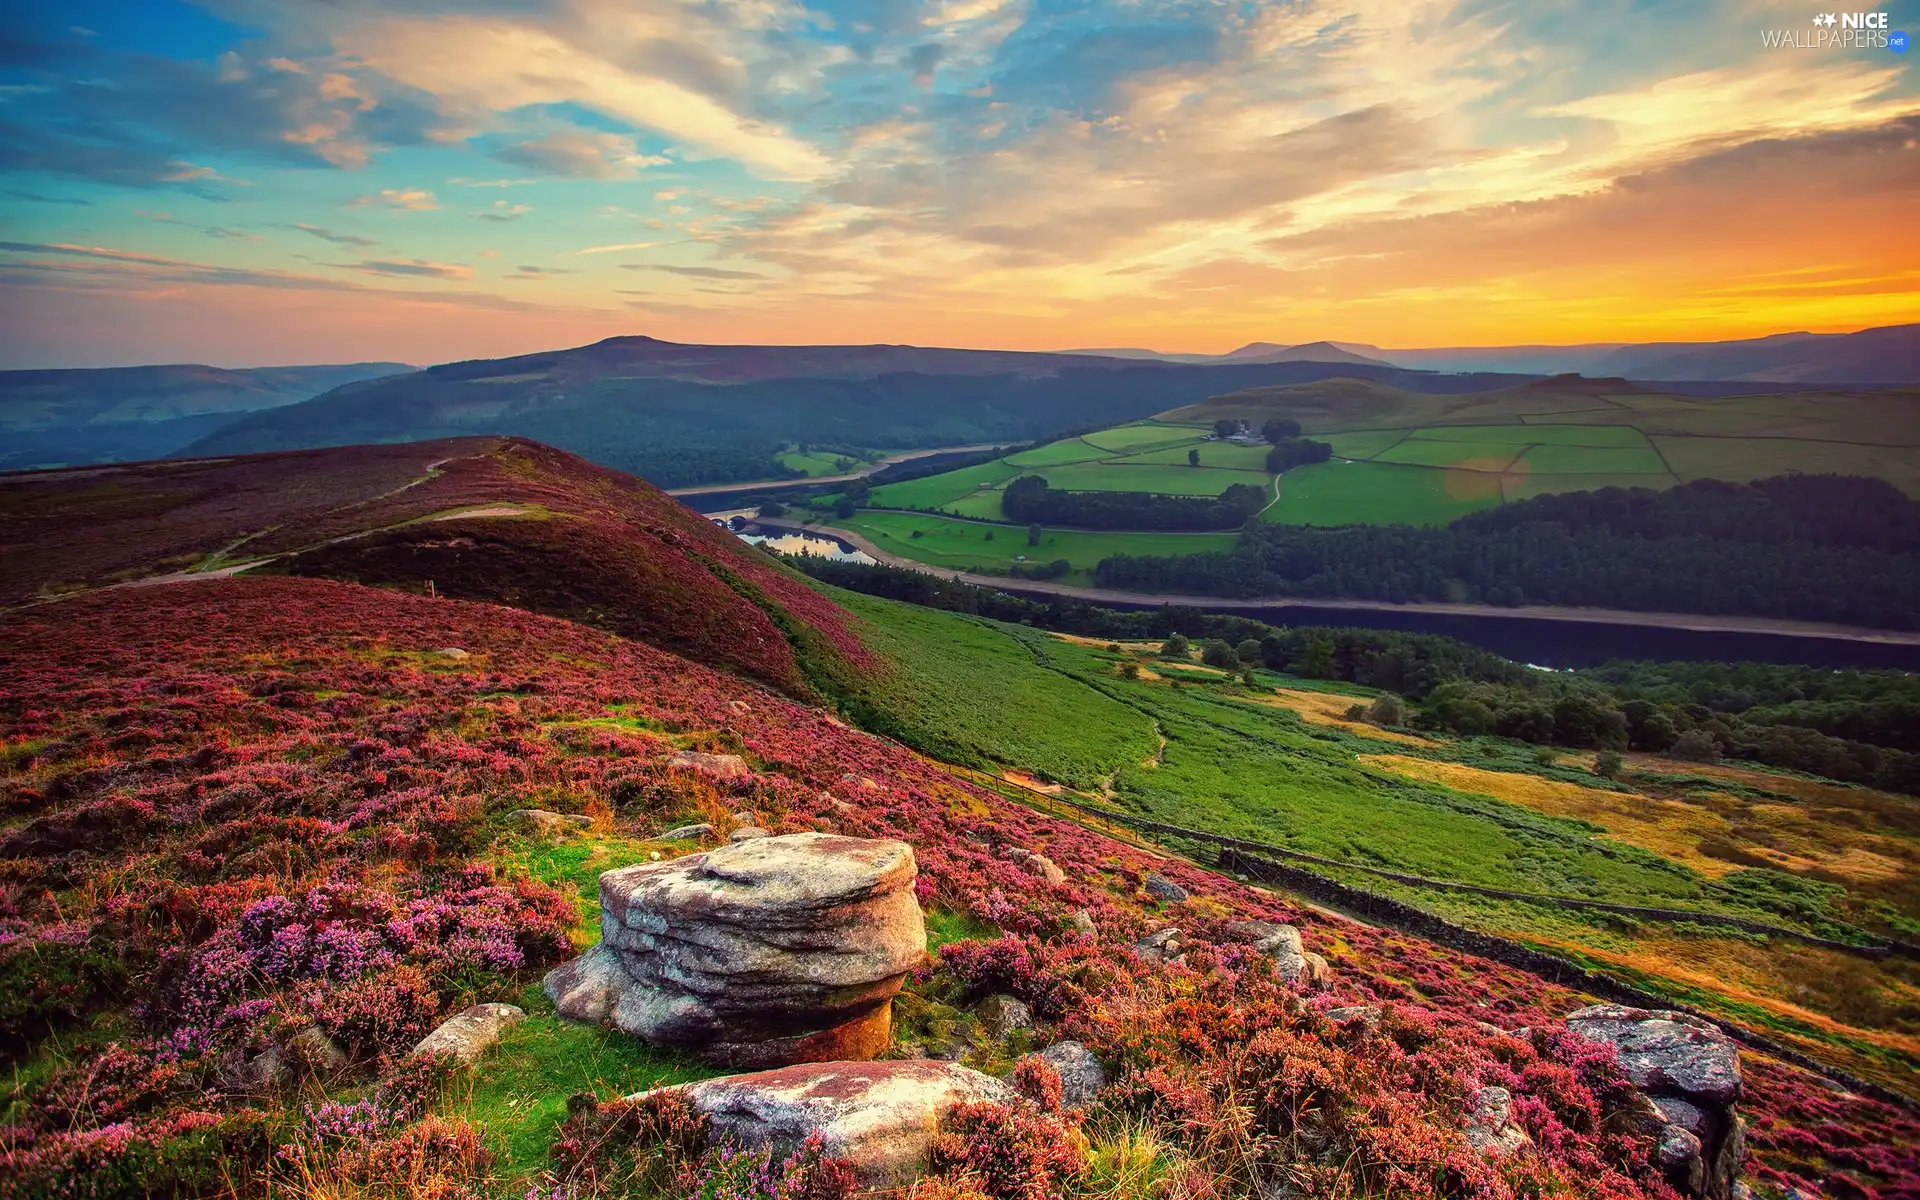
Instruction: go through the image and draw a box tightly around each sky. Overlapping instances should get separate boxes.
[0,0,1916,368]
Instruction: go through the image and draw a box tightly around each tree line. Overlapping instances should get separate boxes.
[999,474,1270,531]
[1094,474,1920,629]
[786,557,1920,796]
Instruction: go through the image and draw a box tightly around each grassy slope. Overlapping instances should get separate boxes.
[831,589,1920,1091]
[829,510,1236,584]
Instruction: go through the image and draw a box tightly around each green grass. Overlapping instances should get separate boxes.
[1004,438,1113,467]
[1512,443,1672,474]
[1267,460,1505,526]
[1081,422,1210,452]
[1035,461,1271,497]
[1323,429,1412,460]
[868,459,1022,509]
[1373,440,1525,470]
[832,588,1159,789]
[830,510,1236,582]
[1111,441,1271,469]
[1407,424,1654,447]
[465,982,719,1185]
[776,450,853,477]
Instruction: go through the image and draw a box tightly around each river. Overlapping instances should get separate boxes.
[716,514,1920,670]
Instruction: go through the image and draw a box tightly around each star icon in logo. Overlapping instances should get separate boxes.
[1813,12,1837,25]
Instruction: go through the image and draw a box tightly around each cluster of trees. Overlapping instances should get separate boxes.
[1094,474,1920,629]
[1266,438,1334,473]
[788,558,1920,795]
[864,445,1021,488]
[1000,474,1269,531]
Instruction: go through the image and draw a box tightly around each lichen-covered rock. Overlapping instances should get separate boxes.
[669,750,752,779]
[649,1059,1016,1188]
[1464,1085,1532,1157]
[545,832,926,1067]
[1566,1004,1744,1200]
[975,994,1033,1039]
[411,1002,525,1063]
[658,822,714,841]
[1226,920,1330,988]
[508,808,591,835]
[729,826,770,842]
[1143,872,1188,902]
[1036,1040,1107,1108]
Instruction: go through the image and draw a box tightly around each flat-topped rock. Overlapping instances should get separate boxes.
[412,1002,525,1063]
[546,832,926,1067]
[651,1059,1016,1188]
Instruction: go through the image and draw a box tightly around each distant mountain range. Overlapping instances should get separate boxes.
[1072,323,1920,385]
[178,337,1525,488]
[0,361,414,470]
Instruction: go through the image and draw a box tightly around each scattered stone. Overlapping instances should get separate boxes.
[1027,854,1066,885]
[1143,872,1188,902]
[1036,1040,1107,1108]
[648,1059,1016,1189]
[1464,1085,1532,1157]
[1226,921,1329,988]
[508,809,592,835]
[1137,926,1181,950]
[1566,1004,1744,1200]
[1070,909,1097,936]
[728,700,751,714]
[222,1044,290,1092]
[290,1026,350,1075]
[658,823,714,841]
[545,832,927,1067]
[669,751,752,779]
[430,647,470,661]
[975,994,1033,1039]
[1322,1004,1381,1031]
[730,826,771,843]
[731,811,759,825]
[411,1002,526,1063]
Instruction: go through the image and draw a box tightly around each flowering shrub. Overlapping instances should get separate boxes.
[928,1101,1088,1200]
[0,575,1913,1199]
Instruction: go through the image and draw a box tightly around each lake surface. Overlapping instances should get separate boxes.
[715,514,874,564]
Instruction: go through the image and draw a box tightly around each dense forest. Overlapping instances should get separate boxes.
[1266,437,1335,472]
[1095,474,1920,629]
[794,557,1920,795]
[999,474,1269,530]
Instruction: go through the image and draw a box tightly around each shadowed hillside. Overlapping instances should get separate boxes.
[0,438,872,696]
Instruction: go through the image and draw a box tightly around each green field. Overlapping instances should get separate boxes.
[1406,424,1654,447]
[1036,461,1272,496]
[831,509,1237,583]
[1003,438,1111,467]
[1080,421,1210,451]
[1267,459,1507,525]
[1112,441,1275,469]
[867,459,1022,509]
[1513,442,1672,474]
[1322,429,1413,459]
[1373,440,1525,470]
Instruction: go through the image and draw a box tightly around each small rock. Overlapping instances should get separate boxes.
[222,1044,290,1092]
[658,823,714,841]
[431,647,470,661]
[669,751,752,779]
[1070,909,1097,935]
[1136,926,1181,951]
[976,994,1033,1039]
[1322,1004,1381,1031]
[730,826,771,842]
[290,1026,350,1075]
[1021,852,1066,885]
[650,1060,1015,1188]
[1036,1040,1107,1108]
[1464,1085,1532,1157]
[412,1002,526,1063]
[1657,1125,1707,1197]
[730,811,759,825]
[508,808,592,835]
[728,700,751,714]
[1143,873,1188,902]
[1565,1004,1741,1104]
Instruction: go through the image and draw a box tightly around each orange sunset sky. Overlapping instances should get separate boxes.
[1,0,1916,367]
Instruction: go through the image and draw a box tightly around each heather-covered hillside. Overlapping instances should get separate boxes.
[2,577,1915,1199]
[1,438,870,696]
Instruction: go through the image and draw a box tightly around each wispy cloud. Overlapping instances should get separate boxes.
[570,240,671,256]
[347,188,439,211]
[291,223,378,247]
[345,258,473,279]
[492,128,668,179]
[472,201,531,223]
[624,263,766,280]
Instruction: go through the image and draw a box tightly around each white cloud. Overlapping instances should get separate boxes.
[347,188,440,210]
